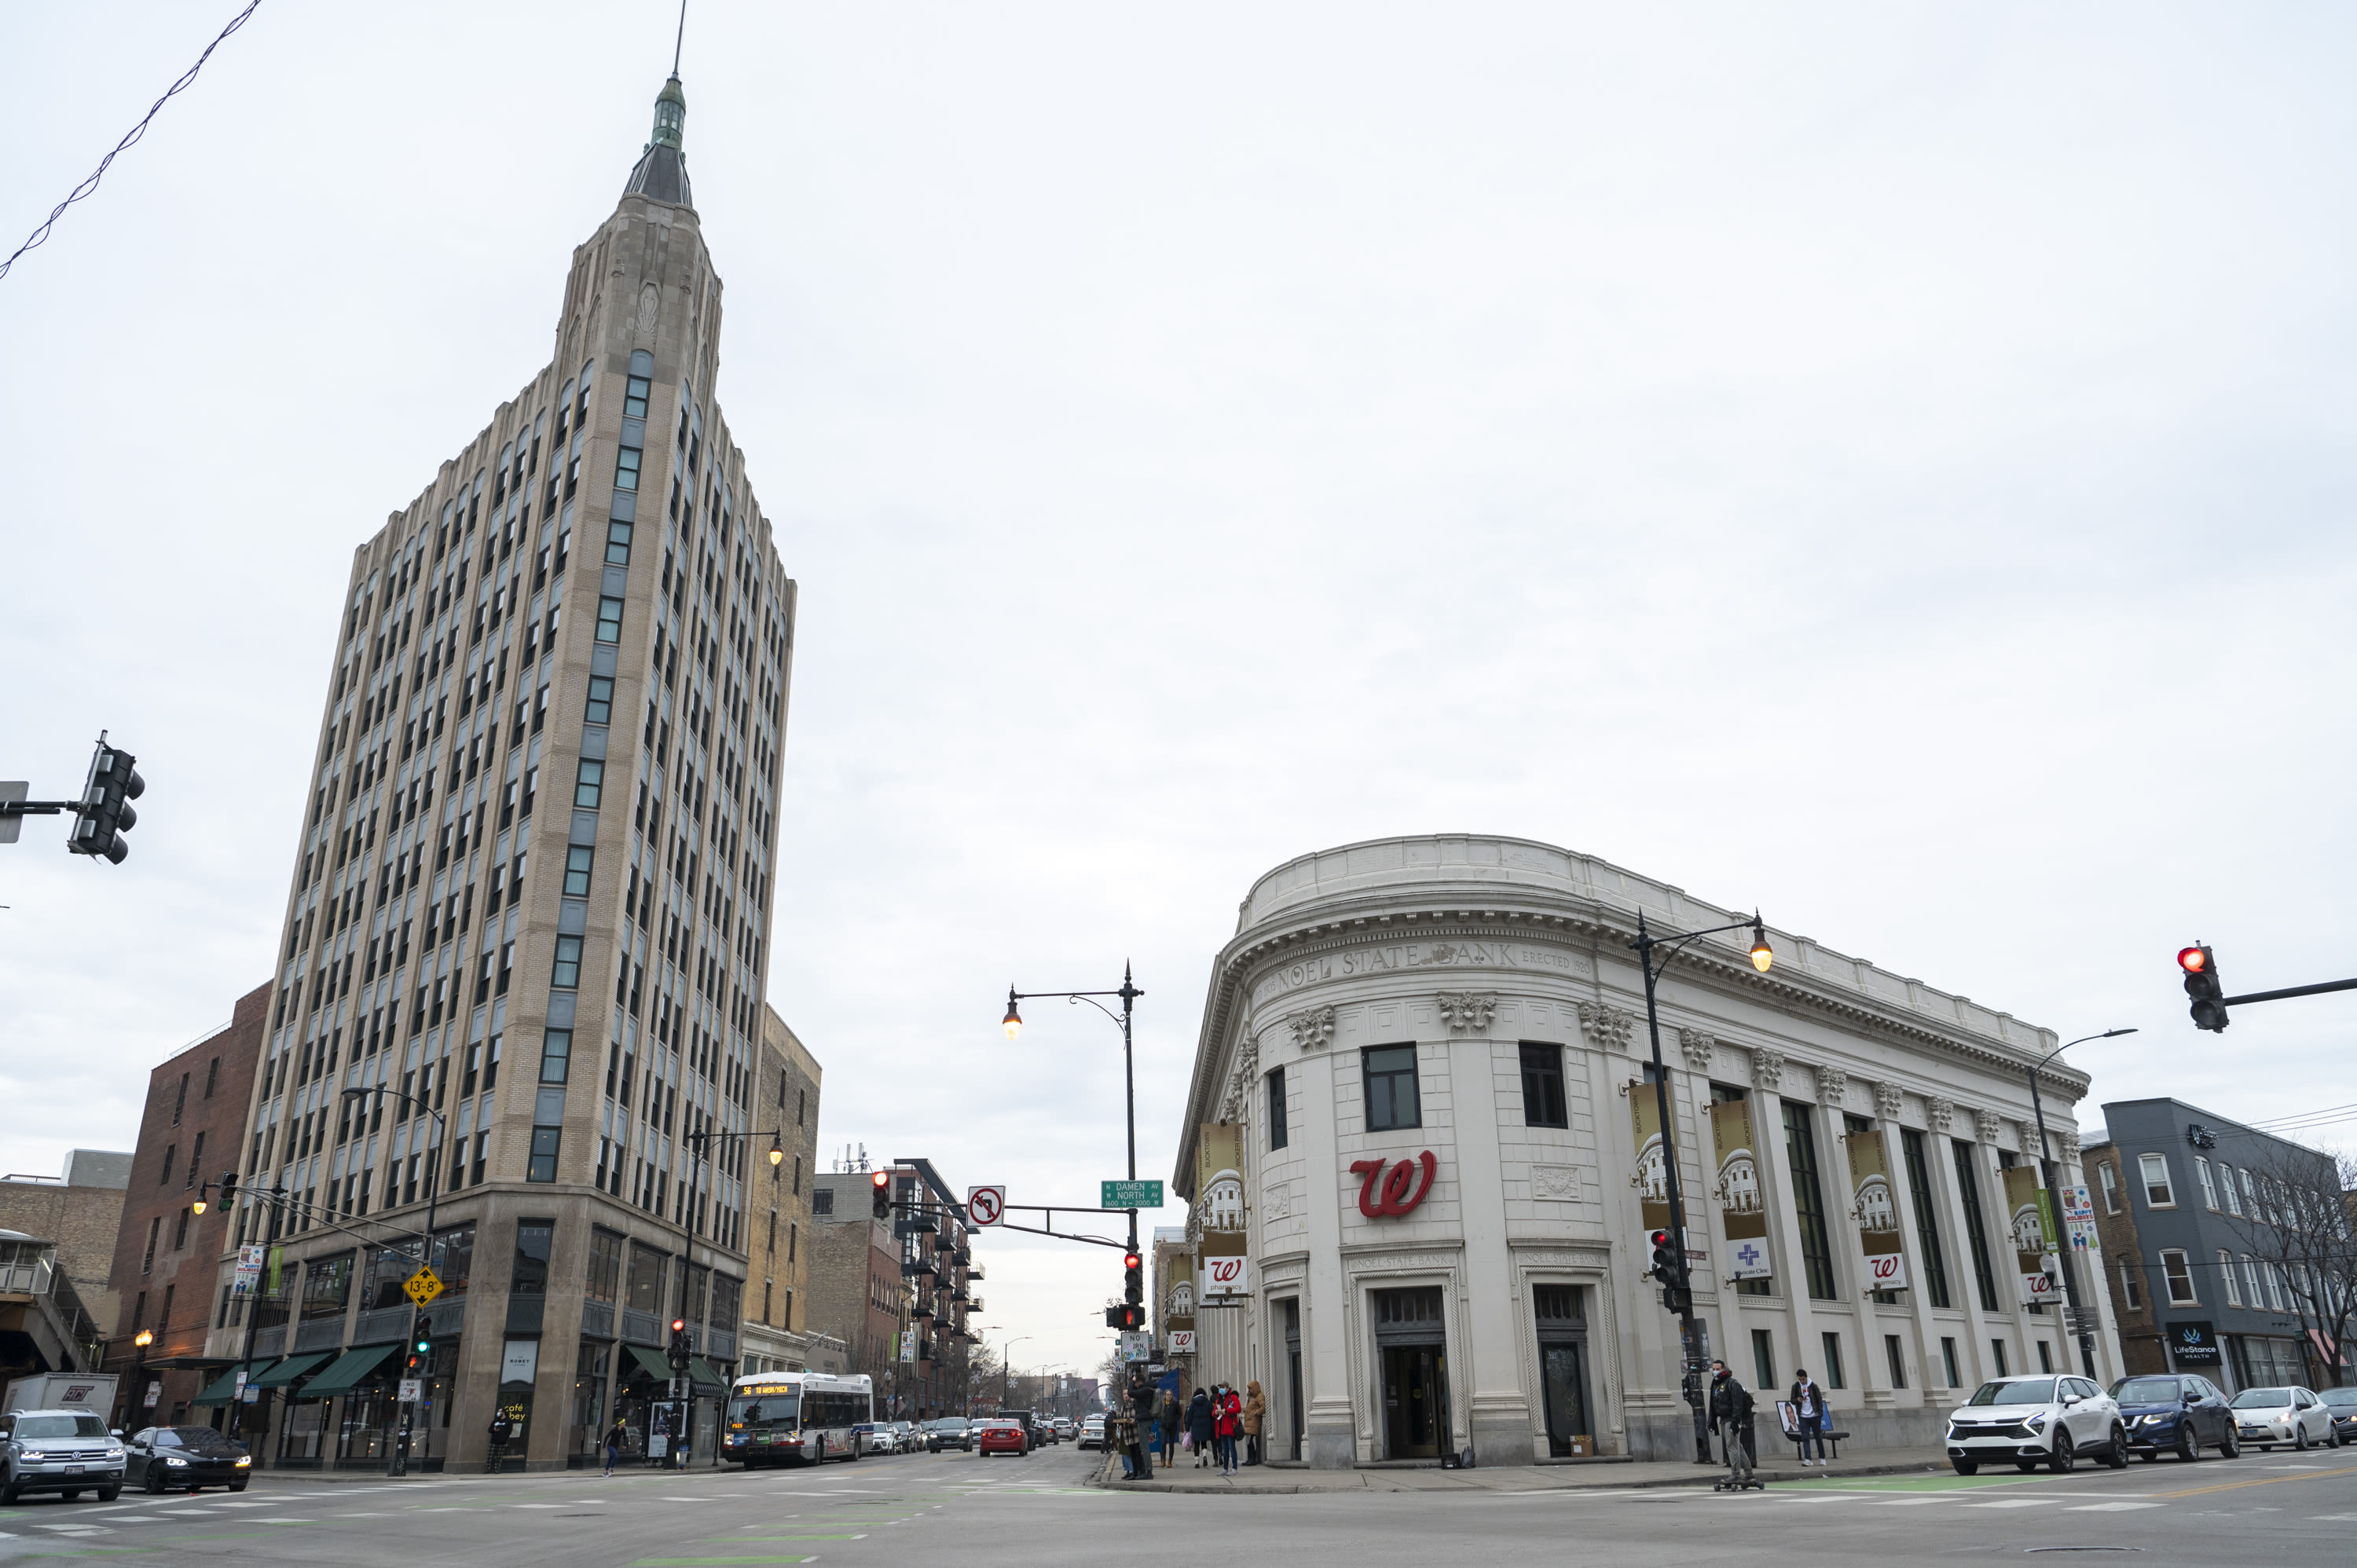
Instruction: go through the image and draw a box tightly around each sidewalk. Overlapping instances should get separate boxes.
[1094,1444,1956,1494]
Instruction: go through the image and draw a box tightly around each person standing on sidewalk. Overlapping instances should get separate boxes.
[486,1407,516,1474]
[1214,1383,1242,1475]
[1126,1369,1156,1482]
[601,1416,626,1477]
[1788,1368,1830,1467]
[1157,1387,1181,1471]
[1187,1387,1214,1467]
[1707,1361,1756,1486]
[1241,1380,1266,1467]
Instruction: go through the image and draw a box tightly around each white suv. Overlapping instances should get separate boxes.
[1945,1374,2128,1475]
[0,1410,126,1504]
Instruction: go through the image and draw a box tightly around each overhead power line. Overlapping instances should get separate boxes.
[0,0,262,283]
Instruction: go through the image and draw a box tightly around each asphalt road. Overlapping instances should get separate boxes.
[2,1445,2353,1566]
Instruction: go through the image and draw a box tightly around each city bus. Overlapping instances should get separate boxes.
[721,1371,874,1467]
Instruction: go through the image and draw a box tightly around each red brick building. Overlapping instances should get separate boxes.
[103,980,269,1428]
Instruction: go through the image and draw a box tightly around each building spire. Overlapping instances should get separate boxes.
[621,54,693,207]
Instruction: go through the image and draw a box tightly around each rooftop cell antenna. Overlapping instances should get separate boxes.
[673,0,687,76]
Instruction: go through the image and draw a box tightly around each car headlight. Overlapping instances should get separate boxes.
[21,1451,49,1463]
[234,1456,251,1467]
[104,1448,123,1460]
[2025,1413,2047,1431]
[166,1456,189,1467]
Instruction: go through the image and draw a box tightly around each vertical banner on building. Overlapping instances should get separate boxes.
[1197,1122,1248,1287]
[1844,1125,1908,1292]
[1628,1081,1692,1245]
[2059,1183,2099,1252]
[2003,1166,2059,1307]
[899,1328,916,1363]
[1708,1098,1772,1281]
[265,1245,284,1298]
[232,1244,265,1298]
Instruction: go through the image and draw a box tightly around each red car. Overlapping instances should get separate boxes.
[975,1419,1029,1457]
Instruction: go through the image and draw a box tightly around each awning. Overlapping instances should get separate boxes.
[688,1357,725,1392]
[191,1361,275,1406]
[624,1344,675,1383]
[247,1351,333,1390]
[300,1342,401,1398]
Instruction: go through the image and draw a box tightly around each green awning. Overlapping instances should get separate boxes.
[191,1361,275,1406]
[299,1342,401,1398]
[687,1357,724,1391]
[625,1343,675,1383]
[248,1351,332,1389]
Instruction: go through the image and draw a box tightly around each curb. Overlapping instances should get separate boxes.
[1089,1456,1953,1496]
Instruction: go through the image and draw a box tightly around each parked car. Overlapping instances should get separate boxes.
[2230,1387,2341,1451]
[851,1422,894,1455]
[885,1421,917,1453]
[2320,1387,2357,1446]
[925,1418,973,1453]
[2107,1374,2240,1461]
[1944,1374,2128,1475]
[0,1409,126,1504]
[975,1418,1028,1457]
[1078,1416,1106,1450]
[125,1426,251,1495]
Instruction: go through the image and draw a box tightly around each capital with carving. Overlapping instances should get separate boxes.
[1873,1080,1904,1120]
[2058,1131,2082,1163]
[1816,1065,1849,1107]
[1750,1046,1784,1091]
[1678,1028,1714,1074]
[1578,1001,1634,1054]
[1288,1006,1336,1052]
[1437,992,1497,1035]
[1974,1107,2004,1146]
[1927,1096,1955,1134]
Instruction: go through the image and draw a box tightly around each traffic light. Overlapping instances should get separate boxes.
[217,1171,237,1210]
[1102,1303,1145,1330]
[1647,1229,1679,1283]
[407,1326,431,1375]
[68,742,143,865]
[871,1169,891,1219]
[1123,1251,1143,1305]
[2179,945,2228,1032]
[669,1317,693,1371]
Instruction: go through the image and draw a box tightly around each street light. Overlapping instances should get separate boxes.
[123,1328,154,1429]
[340,1083,447,1476]
[999,965,1143,1277]
[2025,1028,2135,1379]
[1629,907,1774,1465]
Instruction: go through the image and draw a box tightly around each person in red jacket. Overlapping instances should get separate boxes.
[1213,1383,1242,1475]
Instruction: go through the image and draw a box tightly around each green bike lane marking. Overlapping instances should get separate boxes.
[629,1558,815,1566]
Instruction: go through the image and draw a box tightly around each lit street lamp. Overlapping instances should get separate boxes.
[1630,907,1773,1466]
[2026,1028,2135,1379]
[1000,967,1145,1295]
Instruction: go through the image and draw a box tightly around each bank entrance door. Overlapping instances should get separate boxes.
[1534,1284,1593,1456]
[1283,1298,1303,1462]
[1372,1287,1450,1461]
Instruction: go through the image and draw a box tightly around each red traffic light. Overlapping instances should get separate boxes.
[671,1317,687,1333]
[1649,1229,1670,1249]
[871,1170,889,1188]
[1123,1252,1142,1271]
[2178,946,2209,974]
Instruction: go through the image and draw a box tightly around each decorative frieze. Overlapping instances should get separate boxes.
[1531,1165,1583,1203]
[1578,1000,1636,1054]
[1288,1006,1336,1052]
[1437,992,1497,1035]
[1750,1047,1785,1091]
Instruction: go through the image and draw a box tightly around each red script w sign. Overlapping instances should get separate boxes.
[1350,1152,1438,1218]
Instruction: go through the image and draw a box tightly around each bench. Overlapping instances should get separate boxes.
[1785,1427,1850,1460]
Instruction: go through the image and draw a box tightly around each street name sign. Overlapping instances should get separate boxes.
[1101,1180,1164,1209]
[403,1266,445,1306]
[967,1185,1006,1226]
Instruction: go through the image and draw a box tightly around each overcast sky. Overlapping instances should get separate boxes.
[5,2,2355,1387]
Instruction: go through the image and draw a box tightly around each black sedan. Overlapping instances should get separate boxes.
[2322,1387,2357,1446]
[126,1427,251,1493]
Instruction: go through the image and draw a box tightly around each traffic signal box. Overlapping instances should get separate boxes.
[68,743,143,865]
[668,1318,693,1372]
[2179,945,2227,1032]
[1123,1251,1143,1306]
[407,1327,432,1377]
[871,1169,891,1219]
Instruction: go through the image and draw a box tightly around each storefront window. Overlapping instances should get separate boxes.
[301,1252,354,1320]
[572,1339,610,1458]
[512,1220,554,1296]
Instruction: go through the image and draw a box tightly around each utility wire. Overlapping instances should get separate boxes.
[0,0,262,283]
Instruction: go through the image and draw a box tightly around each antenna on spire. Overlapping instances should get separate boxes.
[673,0,687,77]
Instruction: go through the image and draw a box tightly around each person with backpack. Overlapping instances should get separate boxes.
[1157,1387,1181,1471]
[1788,1367,1831,1467]
[1707,1361,1757,1487]
[1187,1387,1215,1467]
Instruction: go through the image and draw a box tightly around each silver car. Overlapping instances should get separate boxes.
[1945,1374,2128,1475]
[0,1410,126,1504]
[2230,1387,2342,1452]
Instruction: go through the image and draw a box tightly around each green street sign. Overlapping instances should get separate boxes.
[1102,1180,1164,1209]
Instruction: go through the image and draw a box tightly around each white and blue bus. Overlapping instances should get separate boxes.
[723,1371,874,1467]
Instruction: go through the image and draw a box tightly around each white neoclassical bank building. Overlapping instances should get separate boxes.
[1169,836,2124,1467]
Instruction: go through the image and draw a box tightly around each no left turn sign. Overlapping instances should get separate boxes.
[967,1185,1006,1226]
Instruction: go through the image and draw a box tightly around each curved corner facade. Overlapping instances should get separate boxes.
[1168,834,2124,1467]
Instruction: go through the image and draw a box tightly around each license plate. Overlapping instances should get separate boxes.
[64,1465,84,1475]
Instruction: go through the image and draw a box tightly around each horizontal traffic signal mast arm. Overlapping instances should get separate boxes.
[2220,976,2357,1006]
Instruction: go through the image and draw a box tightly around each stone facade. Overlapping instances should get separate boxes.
[198,71,798,1473]
[1173,834,2124,1467]
[740,1006,823,1371]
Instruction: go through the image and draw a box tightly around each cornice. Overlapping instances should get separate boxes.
[1176,878,2083,1190]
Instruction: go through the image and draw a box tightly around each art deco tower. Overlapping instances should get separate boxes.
[211,73,797,1470]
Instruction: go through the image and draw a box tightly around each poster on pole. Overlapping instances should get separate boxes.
[232,1244,265,1298]
[1710,1097,1772,1281]
[1628,1080,1697,1257]
[2003,1167,2059,1306]
[1845,1123,1908,1292]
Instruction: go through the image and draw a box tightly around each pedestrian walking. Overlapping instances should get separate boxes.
[1157,1387,1181,1471]
[1241,1380,1266,1466]
[1788,1368,1831,1467]
[1707,1361,1758,1489]
[1187,1387,1214,1467]
[601,1416,626,1477]
[1127,1369,1156,1482]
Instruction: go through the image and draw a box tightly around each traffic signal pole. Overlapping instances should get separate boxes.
[1631,910,1775,1466]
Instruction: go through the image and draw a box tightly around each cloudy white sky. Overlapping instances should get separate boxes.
[4,2,2355,1386]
